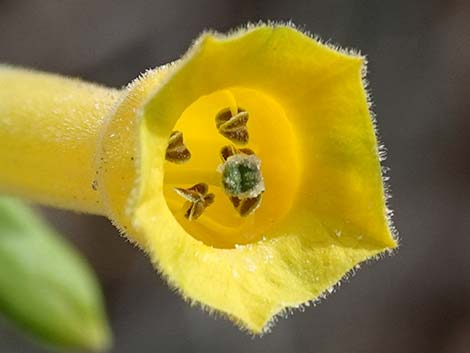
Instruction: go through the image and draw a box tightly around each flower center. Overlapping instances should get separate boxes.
[221,154,264,198]
[163,87,300,248]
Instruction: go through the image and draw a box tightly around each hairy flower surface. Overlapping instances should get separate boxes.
[0,24,397,333]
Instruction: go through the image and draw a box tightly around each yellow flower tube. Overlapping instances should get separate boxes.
[0,66,120,214]
[0,24,397,333]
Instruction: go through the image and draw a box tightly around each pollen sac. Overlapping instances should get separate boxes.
[215,108,249,145]
[165,131,191,163]
[230,194,263,217]
[220,154,264,200]
[220,145,254,162]
[174,183,215,220]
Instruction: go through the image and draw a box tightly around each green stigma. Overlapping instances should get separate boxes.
[220,154,265,199]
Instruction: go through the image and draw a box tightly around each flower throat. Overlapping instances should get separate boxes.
[162,87,300,248]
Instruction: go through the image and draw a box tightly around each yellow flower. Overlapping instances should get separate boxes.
[0,23,397,333]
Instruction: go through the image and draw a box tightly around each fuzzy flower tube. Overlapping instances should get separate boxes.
[0,24,397,333]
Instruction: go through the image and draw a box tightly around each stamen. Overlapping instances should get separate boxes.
[221,145,237,161]
[239,148,255,156]
[185,194,215,220]
[216,108,249,145]
[165,131,191,163]
[220,145,254,162]
[174,183,215,220]
[230,194,263,217]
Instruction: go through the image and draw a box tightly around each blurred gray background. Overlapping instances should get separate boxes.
[1,0,469,352]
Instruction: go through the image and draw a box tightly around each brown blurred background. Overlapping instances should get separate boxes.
[1,0,469,352]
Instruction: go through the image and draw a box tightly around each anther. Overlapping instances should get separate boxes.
[215,108,249,145]
[174,183,215,220]
[220,145,254,162]
[230,194,263,217]
[165,131,191,163]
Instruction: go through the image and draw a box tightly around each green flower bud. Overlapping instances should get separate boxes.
[0,197,111,351]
